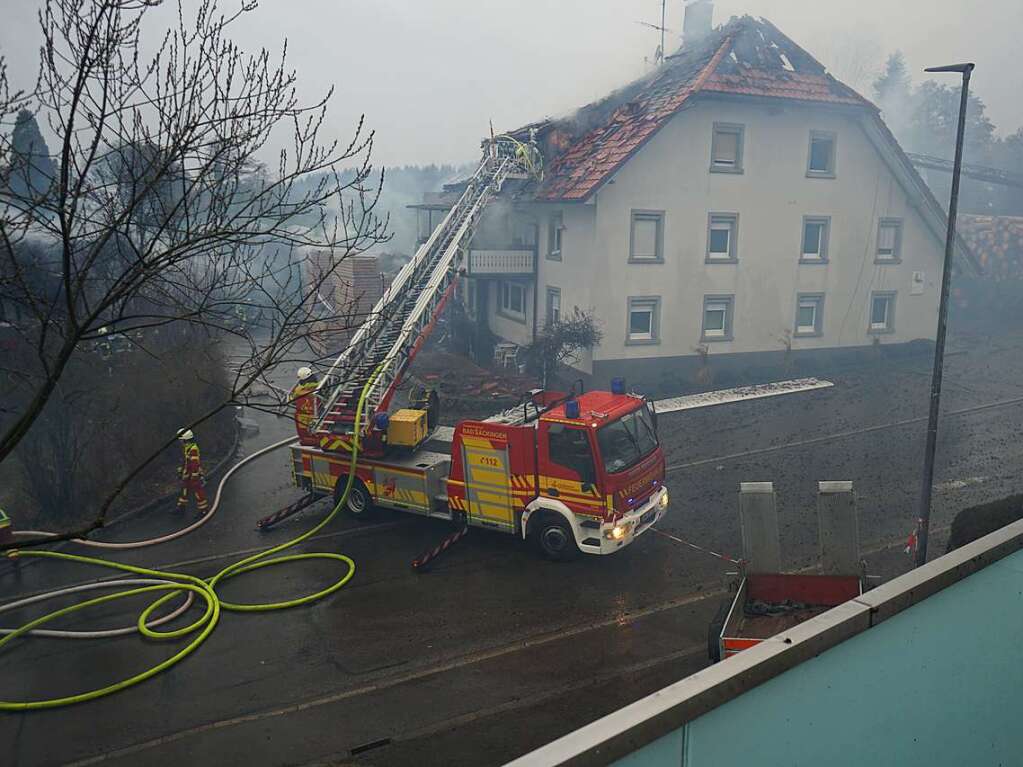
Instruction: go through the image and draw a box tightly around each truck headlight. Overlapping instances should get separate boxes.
[605,523,630,540]
[659,489,669,509]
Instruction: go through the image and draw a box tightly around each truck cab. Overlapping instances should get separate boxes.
[447,389,669,560]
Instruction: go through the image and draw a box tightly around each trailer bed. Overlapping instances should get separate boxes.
[719,573,861,657]
[733,605,835,639]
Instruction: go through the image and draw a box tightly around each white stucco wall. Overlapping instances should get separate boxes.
[535,204,598,373]
[526,97,944,367]
[486,279,534,347]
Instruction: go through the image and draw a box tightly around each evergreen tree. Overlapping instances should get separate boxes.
[907,80,995,159]
[873,51,911,103]
[8,110,56,203]
[873,52,914,141]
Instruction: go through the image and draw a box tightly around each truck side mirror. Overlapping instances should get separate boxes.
[647,400,658,431]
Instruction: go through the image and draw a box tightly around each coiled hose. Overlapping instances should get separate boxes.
[0,363,384,711]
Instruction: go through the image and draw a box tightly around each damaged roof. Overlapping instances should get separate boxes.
[529,16,872,202]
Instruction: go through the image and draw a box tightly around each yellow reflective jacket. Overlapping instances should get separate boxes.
[181,442,203,480]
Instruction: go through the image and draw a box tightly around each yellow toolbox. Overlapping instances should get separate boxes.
[387,408,429,447]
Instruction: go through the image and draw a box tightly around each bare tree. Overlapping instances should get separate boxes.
[523,309,603,389]
[0,0,390,544]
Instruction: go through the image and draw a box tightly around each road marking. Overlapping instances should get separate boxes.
[936,476,987,492]
[324,644,708,762]
[62,532,923,766]
[63,589,725,766]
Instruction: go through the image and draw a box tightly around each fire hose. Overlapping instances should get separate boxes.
[0,363,385,711]
[0,435,298,640]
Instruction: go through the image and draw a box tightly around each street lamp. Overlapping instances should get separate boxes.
[915,62,975,567]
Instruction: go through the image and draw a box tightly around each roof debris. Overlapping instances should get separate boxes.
[520,16,872,202]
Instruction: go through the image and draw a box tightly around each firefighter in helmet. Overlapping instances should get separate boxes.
[291,366,319,443]
[176,429,209,516]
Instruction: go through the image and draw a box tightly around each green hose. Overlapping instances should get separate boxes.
[1,362,386,711]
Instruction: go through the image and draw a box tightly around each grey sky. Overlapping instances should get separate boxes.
[2,1,1021,167]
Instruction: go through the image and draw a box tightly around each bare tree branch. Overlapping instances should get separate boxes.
[0,0,392,544]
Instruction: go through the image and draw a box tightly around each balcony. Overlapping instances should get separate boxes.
[467,248,535,276]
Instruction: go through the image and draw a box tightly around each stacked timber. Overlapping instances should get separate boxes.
[954,215,1023,319]
[306,252,383,352]
[959,215,1023,280]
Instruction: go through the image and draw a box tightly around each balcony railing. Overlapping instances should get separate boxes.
[468,248,534,276]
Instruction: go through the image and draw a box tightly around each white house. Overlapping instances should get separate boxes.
[415,12,974,392]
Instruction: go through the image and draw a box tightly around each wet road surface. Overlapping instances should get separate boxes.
[3,331,1023,766]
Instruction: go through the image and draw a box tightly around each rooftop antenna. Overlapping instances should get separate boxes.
[636,1,674,67]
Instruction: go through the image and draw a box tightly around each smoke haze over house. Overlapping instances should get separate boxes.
[1,1,1020,167]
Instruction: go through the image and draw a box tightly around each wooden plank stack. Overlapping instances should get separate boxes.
[954,215,1023,317]
[959,215,1023,281]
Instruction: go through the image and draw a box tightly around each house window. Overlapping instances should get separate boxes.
[807,131,836,177]
[499,281,526,322]
[546,287,561,325]
[702,295,734,341]
[547,212,563,260]
[876,218,903,262]
[627,296,660,344]
[711,123,744,173]
[795,293,824,337]
[869,291,896,333]
[629,210,664,262]
[801,216,830,262]
[707,213,738,262]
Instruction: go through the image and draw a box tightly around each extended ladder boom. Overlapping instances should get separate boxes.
[311,143,530,445]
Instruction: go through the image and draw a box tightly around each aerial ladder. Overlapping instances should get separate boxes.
[306,138,537,456]
[279,134,675,560]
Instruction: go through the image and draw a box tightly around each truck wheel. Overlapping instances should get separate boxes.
[707,599,730,663]
[534,514,579,562]
[336,477,374,521]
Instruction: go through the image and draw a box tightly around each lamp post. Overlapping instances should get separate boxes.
[915,62,974,567]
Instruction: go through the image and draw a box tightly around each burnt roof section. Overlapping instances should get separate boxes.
[529,16,872,202]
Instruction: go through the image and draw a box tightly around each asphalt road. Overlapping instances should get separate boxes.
[3,329,1022,767]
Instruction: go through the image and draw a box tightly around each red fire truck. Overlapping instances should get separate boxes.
[283,143,667,559]
[289,384,669,560]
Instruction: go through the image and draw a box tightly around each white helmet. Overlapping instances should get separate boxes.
[177,428,194,441]
[297,366,313,381]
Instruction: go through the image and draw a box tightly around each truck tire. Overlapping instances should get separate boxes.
[707,598,730,663]
[335,477,374,521]
[533,514,580,562]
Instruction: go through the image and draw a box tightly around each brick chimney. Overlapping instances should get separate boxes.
[683,0,713,47]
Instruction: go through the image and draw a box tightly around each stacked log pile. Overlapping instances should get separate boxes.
[959,215,1023,280]
[954,215,1023,319]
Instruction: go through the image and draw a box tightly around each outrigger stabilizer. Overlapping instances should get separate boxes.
[257,493,319,531]
[411,525,470,573]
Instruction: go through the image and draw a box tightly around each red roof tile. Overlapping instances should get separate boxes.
[531,17,874,201]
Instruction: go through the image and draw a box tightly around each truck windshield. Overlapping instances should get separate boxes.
[596,406,659,474]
